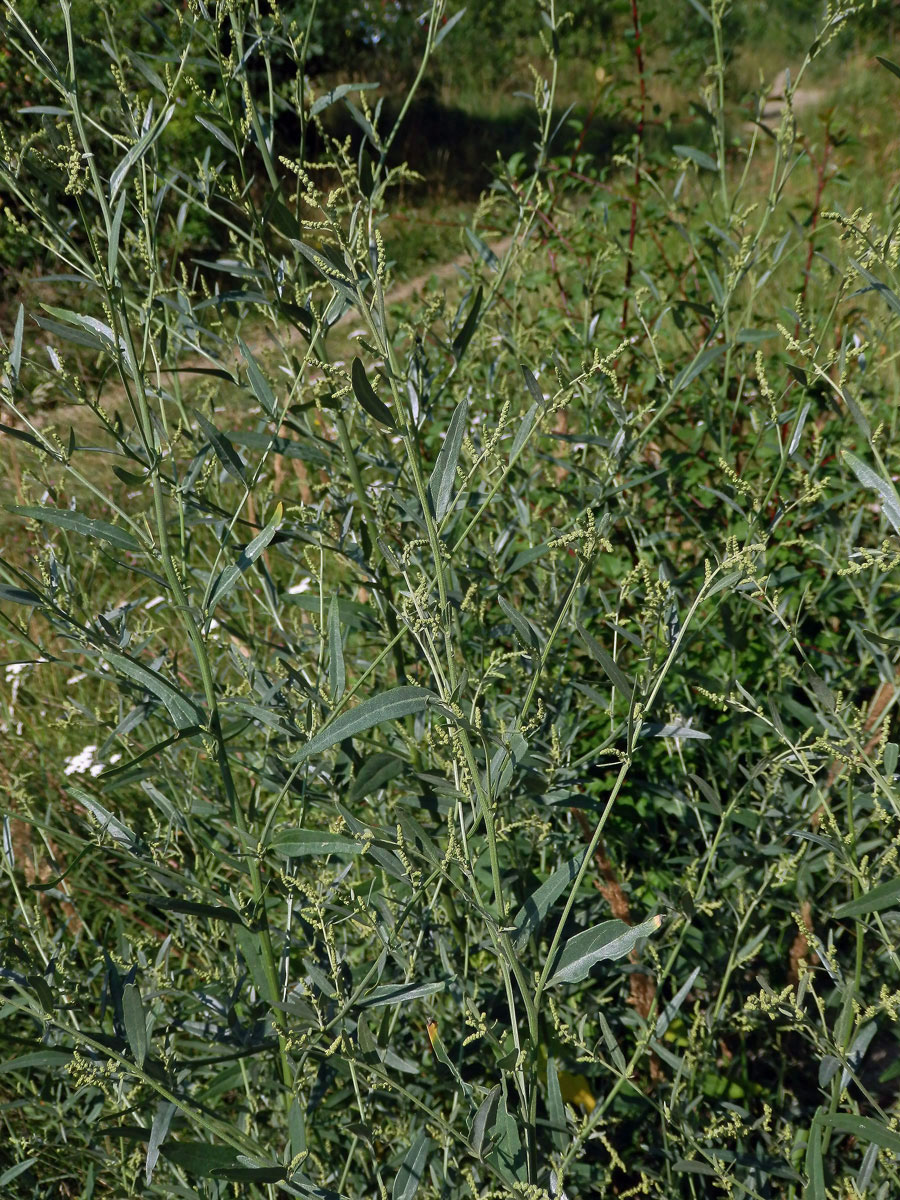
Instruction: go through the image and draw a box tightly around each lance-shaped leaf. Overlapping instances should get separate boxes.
[207,504,282,612]
[110,104,175,201]
[511,851,587,950]
[452,286,482,358]
[10,505,140,551]
[351,357,395,427]
[271,829,361,858]
[309,81,380,118]
[292,686,431,761]
[549,914,664,985]
[328,595,345,704]
[834,877,900,918]
[9,303,24,381]
[428,397,467,521]
[104,651,203,730]
[576,620,634,704]
[238,338,278,419]
[844,450,900,536]
[70,787,139,850]
[498,595,542,651]
[392,1130,431,1200]
[194,410,247,483]
[357,980,445,1009]
[123,982,148,1068]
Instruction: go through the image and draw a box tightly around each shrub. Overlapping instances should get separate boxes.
[2,1,900,1197]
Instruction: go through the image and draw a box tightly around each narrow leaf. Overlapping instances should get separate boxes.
[498,595,542,651]
[834,877,900,918]
[434,7,466,47]
[71,788,138,849]
[510,402,538,462]
[843,450,900,535]
[673,144,718,172]
[9,304,24,380]
[195,115,238,155]
[194,410,247,483]
[471,1086,500,1156]
[0,584,44,606]
[146,1101,175,1185]
[511,852,586,950]
[357,981,445,1009]
[576,621,634,703]
[10,505,140,551]
[673,343,727,393]
[108,190,127,280]
[876,55,900,82]
[110,105,174,201]
[452,285,482,358]
[521,365,544,408]
[271,829,361,858]
[428,397,467,521]
[550,915,663,985]
[351,357,395,427]
[309,81,380,118]
[238,337,278,419]
[392,1130,431,1200]
[104,651,203,730]
[822,1113,900,1156]
[656,966,700,1037]
[545,1058,568,1152]
[292,686,431,761]
[207,504,282,612]
[123,982,148,1068]
[328,595,346,704]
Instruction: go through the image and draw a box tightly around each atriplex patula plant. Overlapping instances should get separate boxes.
[2,0,900,1196]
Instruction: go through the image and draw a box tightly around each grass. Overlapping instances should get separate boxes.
[2,1,900,1198]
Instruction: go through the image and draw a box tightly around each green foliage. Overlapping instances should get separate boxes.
[2,1,900,1198]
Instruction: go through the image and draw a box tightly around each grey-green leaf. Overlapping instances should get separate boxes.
[238,338,278,419]
[428,397,467,521]
[110,104,174,201]
[146,1101,175,1185]
[309,81,380,118]
[550,914,663,985]
[673,144,718,172]
[207,504,282,612]
[511,851,586,950]
[271,829,361,858]
[357,981,445,1009]
[821,1113,900,1156]
[123,982,148,1068]
[10,505,140,551]
[195,410,247,484]
[351,357,395,427]
[104,651,203,730]
[844,450,900,536]
[834,877,900,919]
[498,595,542,651]
[655,966,700,1037]
[392,1130,431,1200]
[292,686,431,761]
[576,621,634,703]
[328,595,345,704]
[471,1086,500,1156]
[9,303,24,381]
[452,286,482,358]
[545,1059,568,1152]
[70,787,139,849]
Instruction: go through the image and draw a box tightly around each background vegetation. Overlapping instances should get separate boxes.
[2,1,900,1197]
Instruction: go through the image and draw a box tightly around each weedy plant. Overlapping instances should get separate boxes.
[2,0,900,1196]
